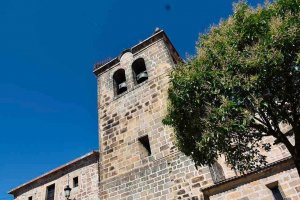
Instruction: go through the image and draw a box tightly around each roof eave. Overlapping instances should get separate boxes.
[8,150,99,195]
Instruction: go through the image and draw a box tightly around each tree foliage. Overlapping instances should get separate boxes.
[163,0,300,174]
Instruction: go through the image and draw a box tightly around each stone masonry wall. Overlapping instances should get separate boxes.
[97,34,299,200]
[13,154,99,200]
[210,166,300,200]
[99,152,213,200]
[97,39,214,199]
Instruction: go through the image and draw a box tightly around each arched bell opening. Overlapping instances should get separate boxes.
[113,69,127,95]
[132,58,148,84]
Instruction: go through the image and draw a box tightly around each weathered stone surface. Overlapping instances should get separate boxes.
[97,36,214,200]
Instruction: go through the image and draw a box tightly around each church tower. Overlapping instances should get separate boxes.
[93,29,213,200]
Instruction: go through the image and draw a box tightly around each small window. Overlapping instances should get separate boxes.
[138,135,151,156]
[113,69,127,95]
[73,176,79,187]
[46,184,55,200]
[266,181,284,200]
[270,187,284,200]
[209,162,225,183]
[132,58,148,84]
[28,197,32,200]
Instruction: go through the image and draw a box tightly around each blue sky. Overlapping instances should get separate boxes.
[0,0,264,199]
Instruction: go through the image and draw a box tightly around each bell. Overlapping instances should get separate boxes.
[136,71,148,83]
[118,82,127,94]
[118,82,127,90]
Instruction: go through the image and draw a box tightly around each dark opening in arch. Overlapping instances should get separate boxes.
[113,69,127,95]
[132,58,148,84]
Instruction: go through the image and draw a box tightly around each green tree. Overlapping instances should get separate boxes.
[163,0,300,175]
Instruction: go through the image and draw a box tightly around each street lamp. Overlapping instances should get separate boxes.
[64,185,72,199]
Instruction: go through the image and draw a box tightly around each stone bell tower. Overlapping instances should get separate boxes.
[93,29,213,200]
